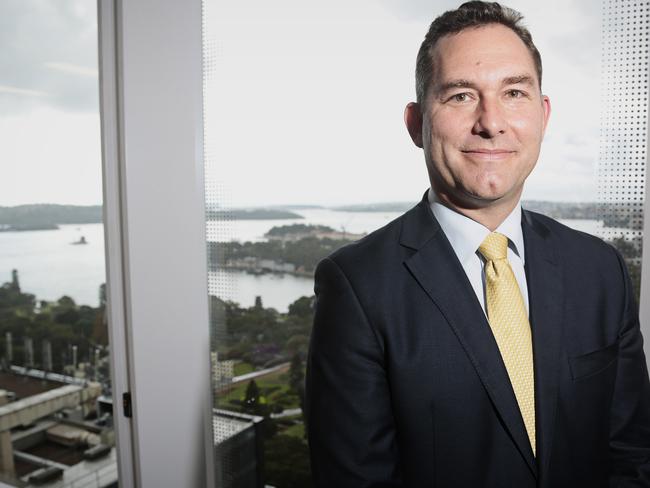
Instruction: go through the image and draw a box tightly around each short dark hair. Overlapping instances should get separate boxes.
[415,1,542,104]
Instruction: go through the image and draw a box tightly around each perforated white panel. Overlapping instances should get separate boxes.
[598,0,649,296]
[202,2,240,486]
[202,3,234,357]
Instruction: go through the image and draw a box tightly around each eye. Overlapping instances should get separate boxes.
[506,89,525,98]
[450,92,470,103]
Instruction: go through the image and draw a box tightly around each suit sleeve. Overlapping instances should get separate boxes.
[608,247,650,487]
[305,257,403,488]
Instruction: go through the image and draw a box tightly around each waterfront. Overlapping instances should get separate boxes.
[0,208,403,311]
[0,208,635,312]
[0,223,106,307]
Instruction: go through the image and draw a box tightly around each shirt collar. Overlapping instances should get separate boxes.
[427,187,525,266]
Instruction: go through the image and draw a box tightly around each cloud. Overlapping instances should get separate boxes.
[44,62,98,78]
[374,0,466,21]
[0,85,48,97]
[0,0,99,114]
[375,0,601,77]
[0,0,616,206]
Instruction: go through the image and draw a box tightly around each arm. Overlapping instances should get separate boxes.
[609,248,650,487]
[305,257,403,488]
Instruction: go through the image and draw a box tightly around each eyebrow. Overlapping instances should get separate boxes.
[435,74,536,94]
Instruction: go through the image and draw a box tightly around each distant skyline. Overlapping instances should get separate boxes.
[3,0,604,207]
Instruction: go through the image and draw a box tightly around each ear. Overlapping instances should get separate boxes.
[541,94,551,133]
[404,102,424,148]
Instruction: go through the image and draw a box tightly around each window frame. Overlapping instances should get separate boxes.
[98,0,216,486]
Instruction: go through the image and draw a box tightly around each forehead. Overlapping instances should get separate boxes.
[430,24,538,87]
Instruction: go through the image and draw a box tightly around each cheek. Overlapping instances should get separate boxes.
[429,119,465,152]
[510,112,545,139]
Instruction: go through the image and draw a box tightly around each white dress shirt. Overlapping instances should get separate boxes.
[427,187,530,317]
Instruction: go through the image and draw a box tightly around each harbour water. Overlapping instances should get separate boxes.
[0,208,633,312]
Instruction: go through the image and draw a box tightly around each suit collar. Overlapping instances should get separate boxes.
[427,187,526,266]
[400,190,535,258]
[522,208,557,265]
[398,189,441,250]
[401,191,564,479]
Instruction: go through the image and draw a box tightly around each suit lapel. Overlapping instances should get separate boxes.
[522,210,563,482]
[400,194,537,478]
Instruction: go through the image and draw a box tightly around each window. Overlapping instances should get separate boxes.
[0,2,120,486]
[203,1,648,486]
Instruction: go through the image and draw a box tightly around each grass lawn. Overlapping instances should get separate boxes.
[233,361,254,376]
[280,421,305,439]
[216,369,300,410]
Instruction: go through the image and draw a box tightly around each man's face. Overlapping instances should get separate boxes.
[407,23,551,211]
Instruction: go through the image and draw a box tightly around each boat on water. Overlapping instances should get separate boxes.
[71,236,88,245]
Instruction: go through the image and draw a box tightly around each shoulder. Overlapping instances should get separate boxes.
[315,204,417,283]
[523,209,626,274]
[524,210,613,249]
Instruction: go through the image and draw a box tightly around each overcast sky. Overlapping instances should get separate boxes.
[2,0,602,207]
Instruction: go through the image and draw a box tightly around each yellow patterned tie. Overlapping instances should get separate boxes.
[479,232,536,457]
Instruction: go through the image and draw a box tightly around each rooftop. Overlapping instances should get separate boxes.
[0,373,63,401]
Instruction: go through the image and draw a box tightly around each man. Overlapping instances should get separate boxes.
[305,1,650,487]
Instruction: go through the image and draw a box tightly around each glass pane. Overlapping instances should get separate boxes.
[0,2,120,486]
[596,0,647,298]
[203,1,647,486]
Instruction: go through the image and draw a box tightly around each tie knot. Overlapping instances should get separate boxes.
[479,232,509,261]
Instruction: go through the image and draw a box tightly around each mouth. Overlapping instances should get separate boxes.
[461,149,515,160]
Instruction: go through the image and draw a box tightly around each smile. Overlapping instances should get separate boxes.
[461,149,515,160]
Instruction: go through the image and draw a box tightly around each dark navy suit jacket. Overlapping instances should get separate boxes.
[305,191,650,487]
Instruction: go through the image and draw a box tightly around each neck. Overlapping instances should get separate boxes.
[433,190,521,231]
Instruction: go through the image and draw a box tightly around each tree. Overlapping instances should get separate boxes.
[264,434,313,488]
[0,271,35,316]
[92,310,109,346]
[610,236,639,260]
[288,296,314,319]
[289,353,304,394]
[289,353,306,413]
[286,334,309,358]
[56,296,76,309]
[243,380,261,414]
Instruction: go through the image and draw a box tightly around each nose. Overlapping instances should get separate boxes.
[472,96,506,138]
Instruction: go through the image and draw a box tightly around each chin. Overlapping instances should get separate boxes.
[466,183,505,198]
[462,187,511,205]
[468,178,515,201]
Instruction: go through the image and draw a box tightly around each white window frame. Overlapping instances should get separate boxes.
[98,0,216,486]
